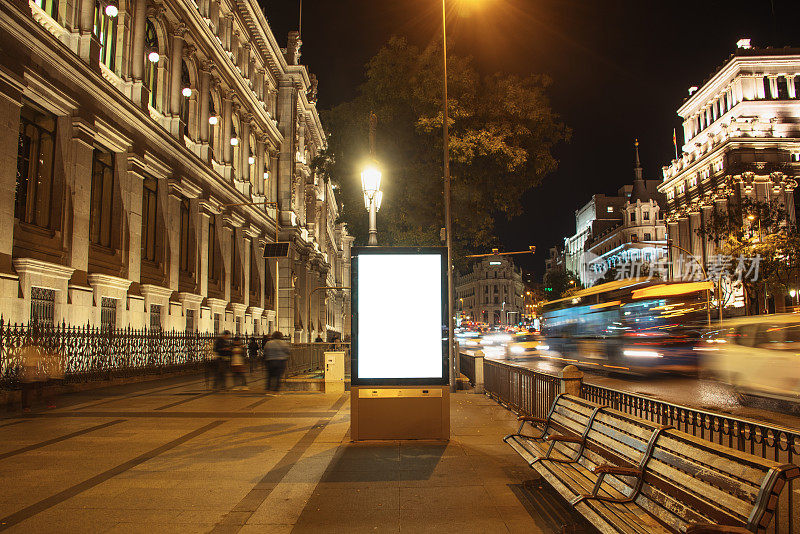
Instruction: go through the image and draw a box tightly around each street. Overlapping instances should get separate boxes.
[486,354,800,430]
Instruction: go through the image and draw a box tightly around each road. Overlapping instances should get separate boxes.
[483,353,800,431]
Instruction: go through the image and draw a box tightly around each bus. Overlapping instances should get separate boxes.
[539,279,712,374]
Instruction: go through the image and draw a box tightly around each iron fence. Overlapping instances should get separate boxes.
[459,352,475,384]
[0,319,351,390]
[473,354,800,534]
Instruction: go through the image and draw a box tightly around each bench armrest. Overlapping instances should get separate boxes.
[518,415,547,423]
[684,524,752,534]
[546,433,583,444]
[591,464,641,477]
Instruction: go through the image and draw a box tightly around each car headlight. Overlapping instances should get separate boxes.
[537,345,549,351]
[465,340,478,346]
[623,349,662,358]
[509,345,525,354]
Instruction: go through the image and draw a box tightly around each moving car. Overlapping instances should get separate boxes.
[506,332,548,358]
[701,314,800,406]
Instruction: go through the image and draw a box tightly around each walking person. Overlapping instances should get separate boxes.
[264,331,290,392]
[247,336,259,373]
[230,337,248,390]
[213,331,232,390]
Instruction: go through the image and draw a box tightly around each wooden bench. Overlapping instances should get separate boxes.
[504,394,799,534]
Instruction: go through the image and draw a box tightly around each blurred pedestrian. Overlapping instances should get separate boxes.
[247,336,259,373]
[19,337,46,411]
[230,337,248,390]
[264,331,289,392]
[213,330,232,390]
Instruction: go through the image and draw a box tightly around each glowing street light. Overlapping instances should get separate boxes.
[361,163,382,246]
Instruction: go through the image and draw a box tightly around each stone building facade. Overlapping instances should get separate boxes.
[586,142,668,283]
[658,45,800,279]
[456,256,524,326]
[0,0,350,340]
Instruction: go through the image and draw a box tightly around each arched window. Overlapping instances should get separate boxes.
[94,0,118,71]
[180,61,191,138]
[144,20,159,109]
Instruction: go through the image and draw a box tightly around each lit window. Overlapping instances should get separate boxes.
[606,206,614,213]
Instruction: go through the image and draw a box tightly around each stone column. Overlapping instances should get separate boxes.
[198,61,212,144]
[277,82,296,216]
[124,155,146,284]
[197,208,211,298]
[166,186,181,291]
[221,222,232,302]
[66,118,96,288]
[224,14,233,51]
[240,43,250,79]
[242,235,251,307]
[169,25,187,117]
[269,150,278,203]
[77,0,99,67]
[239,114,251,184]
[130,0,147,107]
[221,91,233,165]
[277,256,293,340]
[209,0,219,31]
[0,86,22,274]
[255,135,266,196]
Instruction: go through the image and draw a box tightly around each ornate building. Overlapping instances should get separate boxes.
[658,45,800,278]
[0,0,350,340]
[456,256,524,326]
[586,142,668,283]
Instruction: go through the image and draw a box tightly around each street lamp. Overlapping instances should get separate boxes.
[361,163,382,246]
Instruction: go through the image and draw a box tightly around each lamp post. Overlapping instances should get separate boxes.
[361,164,382,246]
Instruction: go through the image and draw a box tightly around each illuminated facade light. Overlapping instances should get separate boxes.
[263,171,269,180]
[230,138,238,146]
[182,87,192,97]
[104,4,118,17]
[736,38,751,49]
[688,86,698,95]
[208,116,218,125]
[248,156,255,165]
[148,51,160,63]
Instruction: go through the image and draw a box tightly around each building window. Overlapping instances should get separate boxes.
[235,316,241,335]
[630,212,636,223]
[30,287,55,327]
[185,308,195,332]
[141,175,158,262]
[643,211,650,221]
[214,312,220,334]
[94,0,118,72]
[606,206,613,213]
[644,232,651,241]
[231,231,240,291]
[144,19,159,109]
[150,304,162,331]
[16,103,56,228]
[101,297,117,330]
[89,147,115,248]
[777,77,789,100]
[33,0,58,19]
[179,198,191,272]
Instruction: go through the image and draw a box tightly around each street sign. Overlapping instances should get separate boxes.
[263,242,290,258]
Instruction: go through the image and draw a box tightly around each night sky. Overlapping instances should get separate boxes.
[264,0,799,276]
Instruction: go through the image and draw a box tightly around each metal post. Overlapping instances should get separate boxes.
[442,0,455,393]
[368,199,377,246]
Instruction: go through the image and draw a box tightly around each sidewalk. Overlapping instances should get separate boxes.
[0,373,587,533]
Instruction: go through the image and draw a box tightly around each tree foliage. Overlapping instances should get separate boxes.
[318,37,570,258]
[698,198,800,313]
[543,268,580,298]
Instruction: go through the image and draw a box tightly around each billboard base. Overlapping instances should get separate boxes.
[350,386,450,441]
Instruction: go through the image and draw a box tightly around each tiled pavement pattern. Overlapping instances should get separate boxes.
[0,373,589,533]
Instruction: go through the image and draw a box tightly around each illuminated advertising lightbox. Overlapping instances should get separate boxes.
[351,247,448,385]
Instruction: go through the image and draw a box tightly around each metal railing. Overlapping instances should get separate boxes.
[472,353,800,534]
[459,352,475,384]
[0,319,350,389]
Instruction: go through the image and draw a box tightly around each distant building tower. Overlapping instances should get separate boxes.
[586,141,668,284]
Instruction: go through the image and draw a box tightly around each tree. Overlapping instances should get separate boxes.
[543,268,579,299]
[318,37,570,259]
[698,198,800,314]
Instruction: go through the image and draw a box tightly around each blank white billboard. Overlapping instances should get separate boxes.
[355,253,444,381]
